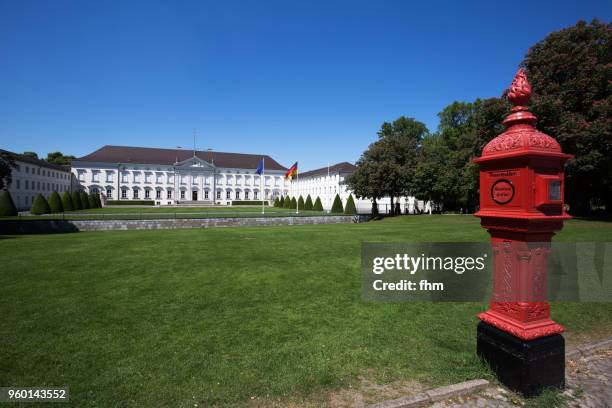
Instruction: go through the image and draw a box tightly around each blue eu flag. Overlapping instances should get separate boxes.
[255,158,264,175]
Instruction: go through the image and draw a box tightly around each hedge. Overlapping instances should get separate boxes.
[80,191,90,209]
[0,190,17,216]
[71,191,82,210]
[106,200,155,206]
[297,196,304,210]
[31,193,51,215]
[232,201,269,205]
[313,197,323,211]
[331,194,344,213]
[305,195,313,210]
[344,194,357,215]
[48,191,64,213]
[61,191,73,211]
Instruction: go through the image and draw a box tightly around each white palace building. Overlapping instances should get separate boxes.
[70,145,424,213]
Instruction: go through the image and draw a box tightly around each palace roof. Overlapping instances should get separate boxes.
[74,145,287,171]
[299,162,357,178]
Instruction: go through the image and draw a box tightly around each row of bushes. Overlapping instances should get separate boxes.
[106,200,154,206]
[0,190,102,216]
[231,201,269,206]
[272,193,357,214]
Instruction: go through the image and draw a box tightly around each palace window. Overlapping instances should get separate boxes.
[156,190,161,199]
[145,189,150,199]
[217,191,221,199]
[133,172,140,183]
[78,170,85,182]
[106,188,112,198]
[204,191,209,199]
[121,189,127,199]
[236,191,240,199]
[92,171,99,182]
[245,191,249,199]
[133,189,139,199]
[167,190,172,199]
[180,190,185,199]
[106,171,114,182]
[122,172,129,182]
[226,191,230,199]
[254,191,258,199]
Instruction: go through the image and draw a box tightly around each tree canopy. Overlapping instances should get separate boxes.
[522,19,611,214]
[46,152,76,166]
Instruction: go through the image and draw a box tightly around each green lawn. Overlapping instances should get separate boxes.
[0,216,610,407]
[2,206,329,220]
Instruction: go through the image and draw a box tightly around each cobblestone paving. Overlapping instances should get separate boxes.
[426,347,612,408]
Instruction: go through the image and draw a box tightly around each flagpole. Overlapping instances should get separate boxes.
[261,157,265,215]
[296,165,299,214]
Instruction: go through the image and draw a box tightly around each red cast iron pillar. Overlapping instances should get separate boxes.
[473,69,573,396]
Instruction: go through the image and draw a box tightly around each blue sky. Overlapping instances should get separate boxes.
[0,1,609,171]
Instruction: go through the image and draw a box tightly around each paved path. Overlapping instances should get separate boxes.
[426,347,612,407]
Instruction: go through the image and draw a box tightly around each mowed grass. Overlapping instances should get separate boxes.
[2,206,329,220]
[0,216,611,407]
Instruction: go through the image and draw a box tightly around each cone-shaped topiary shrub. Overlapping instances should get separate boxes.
[48,191,64,213]
[96,194,102,208]
[80,191,90,209]
[273,197,279,207]
[62,191,73,211]
[298,196,304,210]
[0,190,18,216]
[284,196,292,208]
[313,196,323,211]
[71,191,82,210]
[290,197,297,209]
[344,194,357,215]
[305,195,313,210]
[331,194,344,213]
[30,193,51,215]
[279,196,285,207]
[88,193,98,208]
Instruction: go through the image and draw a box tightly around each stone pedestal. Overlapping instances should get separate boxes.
[477,321,565,397]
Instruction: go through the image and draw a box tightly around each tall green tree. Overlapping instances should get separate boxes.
[283,196,291,208]
[522,19,611,214]
[413,98,509,212]
[347,116,428,210]
[290,197,297,209]
[0,151,16,190]
[279,196,285,207]
[46,152,76,166]
[297,196,304,210]
[313,197,323,211]
[22,151,38,159]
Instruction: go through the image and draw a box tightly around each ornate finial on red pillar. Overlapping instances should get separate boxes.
[502,68,537,128]
[507,68,532,106]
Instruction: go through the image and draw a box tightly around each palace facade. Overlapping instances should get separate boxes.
[70,145,427,213]
[71,145,290,205]
[1,149,74,211]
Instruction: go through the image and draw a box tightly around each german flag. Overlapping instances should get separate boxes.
[285,162,298,180]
